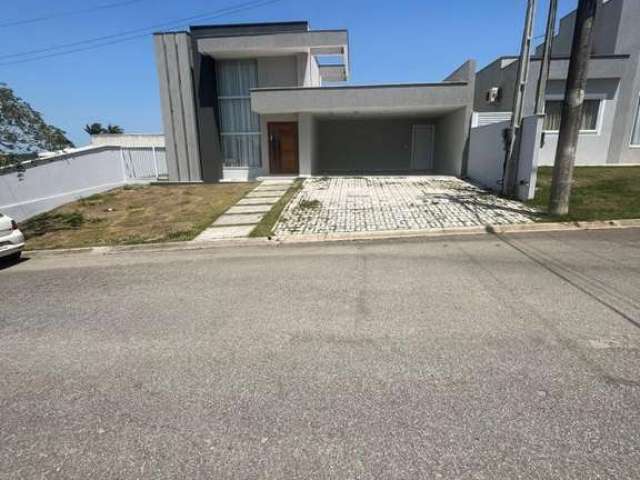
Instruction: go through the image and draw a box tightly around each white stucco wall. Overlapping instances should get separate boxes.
[90,134,165,148]
[467,120,509,192]
[517,115,544,200]
[298,113,316,176]
[467,116,541,200]
[309,56,321,87]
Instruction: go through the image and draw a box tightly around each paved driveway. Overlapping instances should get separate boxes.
[275,176,537,237]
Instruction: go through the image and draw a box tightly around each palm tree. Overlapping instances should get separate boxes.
[84,123,104,135]
[105,124,123,134]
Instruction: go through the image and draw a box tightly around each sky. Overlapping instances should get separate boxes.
[0,0,579,147]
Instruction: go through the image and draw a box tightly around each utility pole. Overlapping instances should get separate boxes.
[503,0,537,197]
[535,0,558,114]
[548,0,599,215]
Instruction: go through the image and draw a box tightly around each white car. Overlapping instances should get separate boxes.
[0,213,25,262]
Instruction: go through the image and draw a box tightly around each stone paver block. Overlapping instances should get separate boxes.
[275,176,539,237]
[213,214,264,226]
[237,197,279,205]
[226,205,273,214]
[194,225,255,241]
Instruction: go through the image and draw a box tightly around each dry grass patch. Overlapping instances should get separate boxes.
[23,183,256,250]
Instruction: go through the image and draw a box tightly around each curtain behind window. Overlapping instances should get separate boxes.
[544,99,600,131]
[216,60,261,167]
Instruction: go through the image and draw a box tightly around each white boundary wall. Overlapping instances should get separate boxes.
[467,120,509,193]
[467,114,541,201]
[90,134,165,148]
[0,146,167,221]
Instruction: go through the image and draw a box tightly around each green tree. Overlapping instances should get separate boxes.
[105,124,123,134]
[84,122,104,135]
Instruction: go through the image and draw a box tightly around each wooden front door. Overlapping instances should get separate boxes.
[268,122,299,174]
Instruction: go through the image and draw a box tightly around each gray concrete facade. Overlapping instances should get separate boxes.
[154,21,476,181]
[154,22,348,182]
[154,33,203,182]
[474,0,640,166]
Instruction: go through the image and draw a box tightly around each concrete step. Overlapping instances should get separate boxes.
[254,184,292,191]
[245,191,284,199]
[256,176,297,183]
[237,197,279,206]
[194,225,255,241]
[226,204,273,214]
[213,214,264,226]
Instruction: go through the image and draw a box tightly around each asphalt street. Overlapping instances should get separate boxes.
[1,228,640,479]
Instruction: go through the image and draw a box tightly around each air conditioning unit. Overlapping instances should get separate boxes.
[486,87,502,104]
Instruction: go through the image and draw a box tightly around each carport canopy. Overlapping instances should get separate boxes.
[251,82,473,176]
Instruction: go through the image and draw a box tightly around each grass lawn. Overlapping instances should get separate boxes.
[528,166,640,221]
[22,183,256,250]
[250,179,303,237]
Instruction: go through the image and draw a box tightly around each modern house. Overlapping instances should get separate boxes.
[474,0,640,166]
[154,22,475,182]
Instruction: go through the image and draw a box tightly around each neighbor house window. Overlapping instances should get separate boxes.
[216,59,261,167]
[544,99,601,132]
[631,96,640,146]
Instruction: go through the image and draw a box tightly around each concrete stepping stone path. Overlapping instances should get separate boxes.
[237,197,279,206]
[195,225,256,241]
[193,179,295,241]
[213,214,265,226]
[245,191,286,198]
[226,204,273,214]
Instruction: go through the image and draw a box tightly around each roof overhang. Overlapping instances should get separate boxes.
[480,54,630,79]
[250,82,472,115]
[547,55,629,80]
[196,30,348,59]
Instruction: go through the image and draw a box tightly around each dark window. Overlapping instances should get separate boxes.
[544,99,600,131]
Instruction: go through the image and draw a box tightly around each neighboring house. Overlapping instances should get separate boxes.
[154,21,475,182]
[475,0,640,166]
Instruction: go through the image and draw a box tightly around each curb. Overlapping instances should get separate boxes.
[24,237,273,257]
[274,218,640,244]
[23,218,640,258]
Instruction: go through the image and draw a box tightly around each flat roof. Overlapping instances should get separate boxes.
[190,21,309,30]
[477,53,631,74]
[196,29,349,59]
[156,21,312,37]
[251,81,472,115]
[252,81,468,92]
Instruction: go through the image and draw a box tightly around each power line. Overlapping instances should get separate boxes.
[0,0,279,60]
[0,0,283,65]
[0,0,147,29]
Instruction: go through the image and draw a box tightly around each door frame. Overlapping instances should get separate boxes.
[268,121,299,174]
[411,124,436,171]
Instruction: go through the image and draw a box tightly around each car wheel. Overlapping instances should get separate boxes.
[9,252,21,262]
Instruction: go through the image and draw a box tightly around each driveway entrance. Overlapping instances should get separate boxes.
[275,176,538,236]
